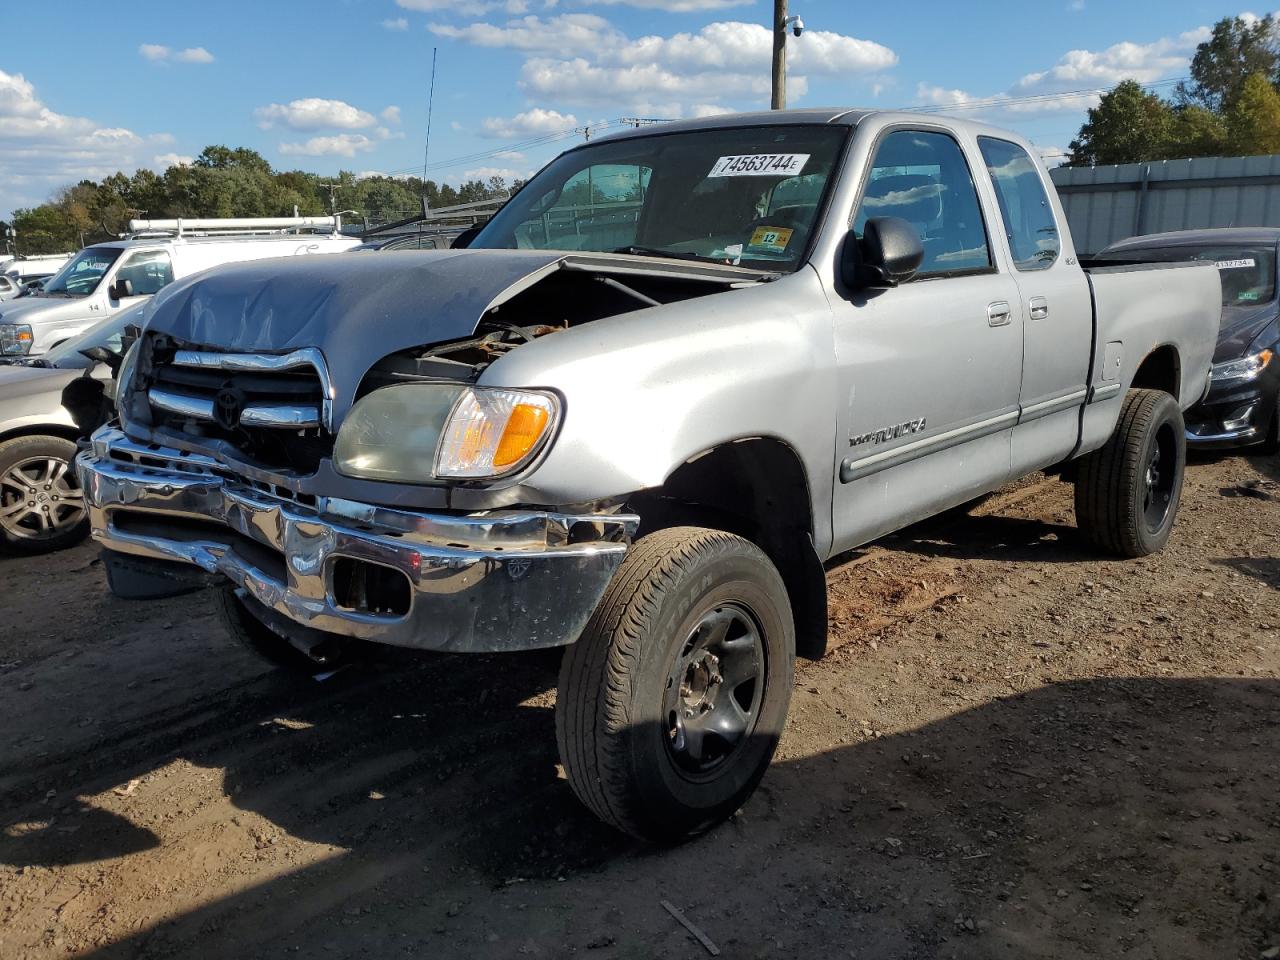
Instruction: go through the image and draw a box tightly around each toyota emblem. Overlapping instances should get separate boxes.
[213,386,246,430]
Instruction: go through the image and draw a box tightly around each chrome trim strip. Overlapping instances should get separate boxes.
[1089,382,1122,403]
[240,404,323,429]
[170,347,335,429]
[1187,426,1258,443]
[149,387,215,420]
[840,408,1018,484]
[1019,388,1088,425]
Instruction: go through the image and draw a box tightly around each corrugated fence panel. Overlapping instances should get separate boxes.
[1050,154,1280,253]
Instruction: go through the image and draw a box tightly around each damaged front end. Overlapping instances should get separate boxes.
[75,249,762,654]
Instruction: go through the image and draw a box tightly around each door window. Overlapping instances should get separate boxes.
[978,137,1060,271]
[854,130,992,278]
[115,250,174,296]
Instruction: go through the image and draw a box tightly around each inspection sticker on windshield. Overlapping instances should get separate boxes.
[748,226,794,253]
[708,153,809,178]
[1216,258,1256,270]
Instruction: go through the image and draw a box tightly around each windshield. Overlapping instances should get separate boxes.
[42,247,122,297]
[1099,244,1277,307]
[41,304,144,369]
[470,124,850,271]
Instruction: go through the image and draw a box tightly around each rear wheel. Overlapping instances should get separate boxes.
[1074,388,1185,557]
[0,435,89,554]
[556,526,794,842]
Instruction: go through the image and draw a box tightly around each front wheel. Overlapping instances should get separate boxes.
[1074,388,1186,557]
[555,526,795,843]
[0,435,89,554]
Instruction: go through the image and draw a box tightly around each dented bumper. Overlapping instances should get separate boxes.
[76,427,636,653]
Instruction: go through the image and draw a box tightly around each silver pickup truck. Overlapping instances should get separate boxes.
[75,110,1219,841]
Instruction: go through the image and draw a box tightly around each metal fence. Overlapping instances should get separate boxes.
[1049,154,1280,255]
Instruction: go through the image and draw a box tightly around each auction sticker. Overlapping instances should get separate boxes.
[1216,258,1256,270]
[748,226,794,253]
[708,153,809,177]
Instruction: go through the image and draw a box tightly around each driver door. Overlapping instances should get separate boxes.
[829,128,1025,553]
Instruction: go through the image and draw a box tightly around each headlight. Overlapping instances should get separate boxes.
[0,323,33,356]
[334,383,559,483]
[1211,348,1273,384]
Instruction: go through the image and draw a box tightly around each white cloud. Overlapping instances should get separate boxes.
[398,0,529,14]
[436,16,893,114]
[278,134,378,157]
[382,17,409,30]
[138,44,215,64]
[381,105,402,124]
[430,13,619,55]
[479,107,579,138]
[255,98,378,130]
[153,152,194,168]
[0,69,172,214]
[493,149,526,160]
[582,0,751,9]
[462,165,527,182]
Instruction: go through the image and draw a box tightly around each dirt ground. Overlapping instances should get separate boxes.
[1,450,1278,960]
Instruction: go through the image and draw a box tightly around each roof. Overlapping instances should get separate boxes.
[1104,227,1280,251]
[595,108,876,143]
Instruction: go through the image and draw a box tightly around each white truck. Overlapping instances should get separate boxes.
[0,218,360,357]
[77,110,1220,842]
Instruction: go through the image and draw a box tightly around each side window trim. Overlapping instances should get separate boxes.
[976,136,1061,273]
[850,125,998,282]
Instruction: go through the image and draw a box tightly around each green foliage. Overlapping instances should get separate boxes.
[1067,15,1280,167]
[1068,81,1173,166]
[9,148,511,255]
[1178,15,1280,112]
[1226,72,1280,154]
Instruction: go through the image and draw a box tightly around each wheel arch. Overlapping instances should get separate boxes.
[1130,343,1181,401]
[629,435,829,660]
[0,423,82,446]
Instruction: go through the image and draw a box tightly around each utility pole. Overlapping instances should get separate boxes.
[771,0,787,110]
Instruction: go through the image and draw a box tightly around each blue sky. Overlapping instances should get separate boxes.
[0,1,1259,217]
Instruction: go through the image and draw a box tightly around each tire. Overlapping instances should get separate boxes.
[556,526,795,843]
[213,584,344,674]
[1074,388,1185,558]
[0,434,89,554]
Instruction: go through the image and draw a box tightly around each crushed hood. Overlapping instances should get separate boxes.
[142,248,763,423]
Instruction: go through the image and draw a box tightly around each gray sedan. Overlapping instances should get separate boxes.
[0,305,139,553]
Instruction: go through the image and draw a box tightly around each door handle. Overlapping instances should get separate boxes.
[1029,296,1049,321]
[987,301,1012,327]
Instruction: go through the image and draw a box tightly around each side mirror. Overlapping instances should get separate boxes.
[108,278,134,300]
[844,217,924,289]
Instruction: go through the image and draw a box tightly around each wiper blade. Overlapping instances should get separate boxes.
[611,245,717,264]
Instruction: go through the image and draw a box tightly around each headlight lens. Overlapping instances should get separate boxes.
[1211,348,1273,383]
[0,323,33,356]
[334,383,559,483]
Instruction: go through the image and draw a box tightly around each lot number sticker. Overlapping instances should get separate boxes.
[1216,258,1256,270]
[708,153,809,178]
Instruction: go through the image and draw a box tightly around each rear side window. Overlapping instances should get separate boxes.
[978,137,1060,271]
[854,130,992,278]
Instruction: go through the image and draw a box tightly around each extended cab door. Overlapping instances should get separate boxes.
[976,137,1093,472]
[829,127,1025,554]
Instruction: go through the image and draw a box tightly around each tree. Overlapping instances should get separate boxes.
[1166,104,1227,159]
[1177,15,1280,112]
[1068,80,1173,165]
[1226,71,1280,154]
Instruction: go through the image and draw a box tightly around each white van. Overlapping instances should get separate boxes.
[0,218,361,356]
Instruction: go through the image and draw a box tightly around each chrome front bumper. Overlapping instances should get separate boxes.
[76,428,637,653]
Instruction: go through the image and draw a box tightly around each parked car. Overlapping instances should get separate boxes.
[76,109,1220,841]
[2,253,73,284]
[0,304,142,553]
[0,274,23,301]
[356,228,466,251]
[0,217,361,358]
[1097,228,1280,450]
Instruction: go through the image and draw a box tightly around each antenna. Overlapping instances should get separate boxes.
[421,46,438,216]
